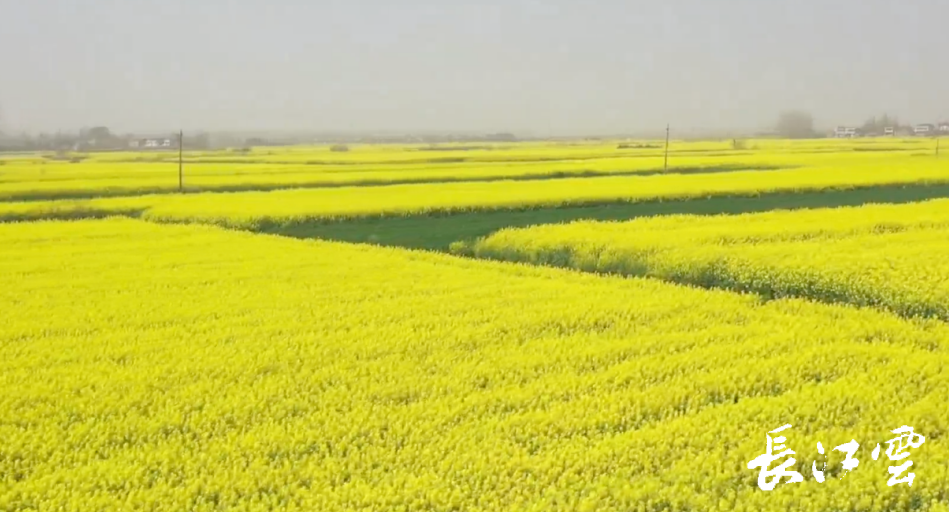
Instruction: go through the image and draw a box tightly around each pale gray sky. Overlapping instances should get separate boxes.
[1,0,946,135]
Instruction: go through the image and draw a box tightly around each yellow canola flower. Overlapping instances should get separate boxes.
[0,144,947,225]
[462,198,949,322]
[0,138,935,201]
[2,218,949,510]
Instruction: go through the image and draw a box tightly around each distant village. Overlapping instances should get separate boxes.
[1,120,947,153]
[0,127,520,152]
[832,122,949,138]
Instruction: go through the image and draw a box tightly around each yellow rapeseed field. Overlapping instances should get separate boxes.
[3,218,949,511]
[4,138,949,511]
[0,138,939,200]
[1,141,741,200]
[0,152,947,226]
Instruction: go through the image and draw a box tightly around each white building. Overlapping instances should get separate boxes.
[129,138,175,149]
[833,126,858,138]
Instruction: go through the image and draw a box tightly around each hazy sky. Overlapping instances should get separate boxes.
[1,0,946,135]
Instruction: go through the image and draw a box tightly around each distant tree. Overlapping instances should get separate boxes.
[487,133,517,142]
[188,132,211,150]
[36,132,52,150]
[861,114,900,135]
[880,114,899,129]
[87,126,112,140]
[52,131,78,150]
[775,111,815,139]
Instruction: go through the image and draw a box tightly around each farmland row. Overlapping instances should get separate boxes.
[0,157,946,226]
[0,147,902,202]
[0,158,785,201]
[0,143,937,201]
[453,198,949,321]
[7,137,931,167]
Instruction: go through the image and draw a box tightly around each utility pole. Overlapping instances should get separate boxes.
[178,130,184,192]
[664,124,670,171]
[937,137,940,157]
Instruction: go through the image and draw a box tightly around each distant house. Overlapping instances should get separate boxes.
[883,127,895,136]
[914,124,936,136]
[939,123,949,134]
[129,137,177,150]
[833,126,858,138]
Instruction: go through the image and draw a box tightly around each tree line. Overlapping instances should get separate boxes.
[774,110,920,139]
